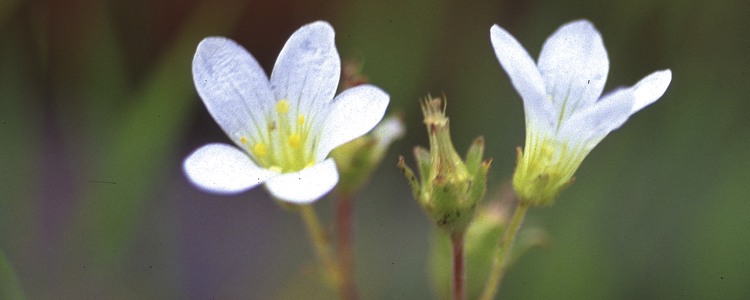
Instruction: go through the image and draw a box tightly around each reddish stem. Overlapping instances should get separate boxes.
[336,193,359,300]
[451,231,466,300]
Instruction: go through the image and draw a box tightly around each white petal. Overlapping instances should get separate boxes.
[538,20,609,116]
[372,115,406,150]
[559,88,634,150]
[264,158,339,203]
[316,85,389,160]
[270,21,340,117]
[631,69,672,113]
[490,25,555,132]
[192,37,275,144]
[183,143,277,194]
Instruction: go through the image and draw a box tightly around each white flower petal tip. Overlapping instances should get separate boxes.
[183,144,277,195]
[559,19,596,34]
[318,85,390,159]
[538,18,608,110]
[265,158,339,203]
[631,69,672,113]
[301,20,335,36]
[489,24,546,93]
[271,20,340,106]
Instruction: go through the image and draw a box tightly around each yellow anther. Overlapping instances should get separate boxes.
[288,134,302,149]
[276,99,290,114]
[252,143,268,158]
[239,136,249,145]
[297,114,305,126]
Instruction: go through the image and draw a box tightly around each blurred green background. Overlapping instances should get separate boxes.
[1,0,749,298]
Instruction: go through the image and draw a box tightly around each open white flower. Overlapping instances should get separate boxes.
[490,20,671,206]
[184,21,389,203]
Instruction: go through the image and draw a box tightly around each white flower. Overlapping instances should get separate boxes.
[184,21,389,203]
[490,20,672,205]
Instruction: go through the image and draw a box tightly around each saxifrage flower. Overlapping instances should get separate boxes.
[184,21,389,203]
[490,20,672,206]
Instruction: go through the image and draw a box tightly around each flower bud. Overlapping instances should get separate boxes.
[332,115,405,195]
[398,97,491,233]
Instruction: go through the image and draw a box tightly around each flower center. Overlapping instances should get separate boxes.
[240,99,317,172]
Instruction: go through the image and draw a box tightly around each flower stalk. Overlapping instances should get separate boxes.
[479,202,529,300]
[299,204,345,295]
[335,193,358,300]
[330,115,405,300]
[451,231,466,300]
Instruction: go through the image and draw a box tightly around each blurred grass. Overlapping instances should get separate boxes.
[46,3,255,298]
[0,249,25,300]
[0,5,40,282]
[0,0,749,298]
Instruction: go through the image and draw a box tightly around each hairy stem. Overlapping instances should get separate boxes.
[480,202,530,300]
[299,204,344,296]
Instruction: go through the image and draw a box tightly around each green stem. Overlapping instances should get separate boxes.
[479,202,530,300]
[299,204,344,296]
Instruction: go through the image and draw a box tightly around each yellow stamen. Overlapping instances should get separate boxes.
[288,134,302,149]
[276,99,290,114]
[541,144,555,161]
[251,99,318,173]
[239,136,249,145]
[252,143,268,158]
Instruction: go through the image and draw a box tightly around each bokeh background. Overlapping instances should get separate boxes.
[2,0,749,298]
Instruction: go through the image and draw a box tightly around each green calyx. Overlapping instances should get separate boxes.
[398,97,491,233]
[512,133,588,206]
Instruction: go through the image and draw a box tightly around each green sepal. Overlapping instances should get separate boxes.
[414,146,431,187]
[468,159,491,213]
[465,136,485,174]
[398,156,421,200]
